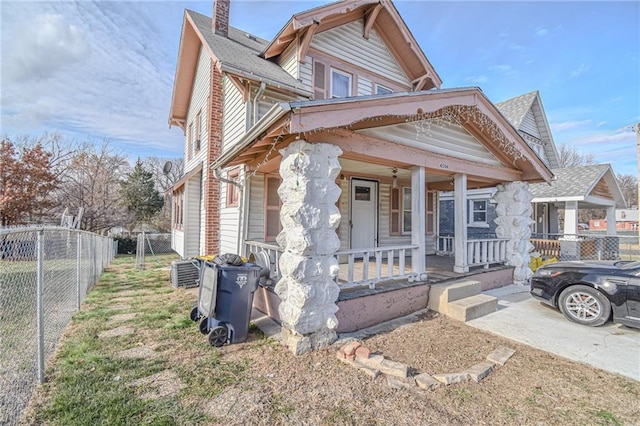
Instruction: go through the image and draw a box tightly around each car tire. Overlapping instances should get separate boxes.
[558,285,611,327]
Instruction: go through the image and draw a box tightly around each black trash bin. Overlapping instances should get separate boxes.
[190,259,261,347]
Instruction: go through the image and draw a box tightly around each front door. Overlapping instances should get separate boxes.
[350,179,378,250]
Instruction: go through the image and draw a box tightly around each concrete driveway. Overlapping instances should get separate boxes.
[468,285,640,382]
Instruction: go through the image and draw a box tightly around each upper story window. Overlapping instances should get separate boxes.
[187,123,193,160]
[194,110,202,153]
[331,68,352,98]
[376,84,392,95]
[226,169,239,207]
[469,200,488,227]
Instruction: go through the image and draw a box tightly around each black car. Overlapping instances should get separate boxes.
[530,260,640,329]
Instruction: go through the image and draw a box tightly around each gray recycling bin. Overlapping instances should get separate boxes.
[190,260,261,347]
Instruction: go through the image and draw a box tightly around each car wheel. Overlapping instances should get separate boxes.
[558,285,611,326]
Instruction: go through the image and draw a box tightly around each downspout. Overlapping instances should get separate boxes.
[212,166,245,255]
[253,82,266,126]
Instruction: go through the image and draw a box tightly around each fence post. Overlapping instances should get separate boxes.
[76,232,82,310]
[36,229,45,384]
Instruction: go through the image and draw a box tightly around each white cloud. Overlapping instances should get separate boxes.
[489,64,518,78]
[465,75,488,84]
[597,121,607,127]
[570,63,590,78]
[577,129,635,145]
[4,13,90,82]
[550,119,592,132]
[534,26,548,37]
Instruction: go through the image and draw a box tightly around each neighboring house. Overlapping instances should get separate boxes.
[590,208,639,231]
[168,0,553,352]
[438,91,626,245]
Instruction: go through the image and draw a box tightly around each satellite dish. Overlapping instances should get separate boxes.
[162,161,173,175]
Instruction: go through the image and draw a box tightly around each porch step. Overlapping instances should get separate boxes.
[427,280,481,314]
[447,294,498,322]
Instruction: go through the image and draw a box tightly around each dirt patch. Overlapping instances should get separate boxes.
[129,370,185,400]
[108,312,137,322]
[116,346,158,360]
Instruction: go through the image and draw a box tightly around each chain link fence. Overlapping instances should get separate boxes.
[531,232,640,261]
[0,227,113,426]
[135,232,175,269]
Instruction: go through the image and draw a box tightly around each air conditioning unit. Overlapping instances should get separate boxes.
[170,259,200,288]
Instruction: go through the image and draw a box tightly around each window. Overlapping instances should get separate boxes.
[195,111,202,152]
[313,60,326,100]
[402,187,412,233]
[187,123,193,160]
[426,191,435,235]
[265,176,282,241]
[376,84,392,95]
[172,188,184,229]
[226,169,239,207]
[330,69,351,98]
[469,200,488,226]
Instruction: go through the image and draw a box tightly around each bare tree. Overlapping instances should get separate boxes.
[142,157,184,232]
[557,143,596,168]
[617,174,638,208]
[54,139,131,232]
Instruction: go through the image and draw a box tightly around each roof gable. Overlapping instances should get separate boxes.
[496,90,561,169]
[529,164,626,208]
[263,0,441,90]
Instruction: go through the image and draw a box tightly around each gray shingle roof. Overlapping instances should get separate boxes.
[495,91,538,129]
[187,10,311,95]
[529,164,610,199]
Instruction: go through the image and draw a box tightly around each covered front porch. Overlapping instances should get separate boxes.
[216,88,553,353]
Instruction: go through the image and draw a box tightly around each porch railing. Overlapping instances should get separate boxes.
[335,244,418,290]
[466,239,508,268]
[437,235,509,268]
[243,241,418,290]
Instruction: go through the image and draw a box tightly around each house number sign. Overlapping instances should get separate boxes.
[439,162,449,169]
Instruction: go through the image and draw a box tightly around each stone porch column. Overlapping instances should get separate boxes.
[493,181,535,285]
[274,140,342,355]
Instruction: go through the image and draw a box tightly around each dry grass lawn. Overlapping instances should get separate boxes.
[22,255,640,425]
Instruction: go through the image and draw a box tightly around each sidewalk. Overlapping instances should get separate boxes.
[468,285,640,381]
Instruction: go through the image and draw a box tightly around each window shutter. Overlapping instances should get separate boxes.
[313,61,325,100]
[265,176,282,241]
[390,187,400,235]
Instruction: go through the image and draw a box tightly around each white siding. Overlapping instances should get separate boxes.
[219,166,243,254]
[279,40,299,80]
[185,47,210,172]
[300,55,313,89]
[256,87,299,122]
[357,77,372,96]
[185,174,202,257]
[247,174,266,241]
[172,229,184,258]
[311,20,410,86]
[358,122,503,167]
[520,109,541,138]
[222,75,247,153]
[378,183,411,247]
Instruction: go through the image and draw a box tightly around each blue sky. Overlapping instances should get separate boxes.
[1,1,638,176]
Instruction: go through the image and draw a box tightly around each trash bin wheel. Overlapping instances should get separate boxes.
[190,306,201,322]
[198,317,210,335]
[207,325,228,347]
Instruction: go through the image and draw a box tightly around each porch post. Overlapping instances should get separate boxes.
[453,173,468,273]
[411,166,426,278]
[494,181,535,285]
[274,140,343,355]
[606,206,617,235]
[564,201,579,236]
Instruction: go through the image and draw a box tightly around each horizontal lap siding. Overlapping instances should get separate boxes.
[300,56,313,88]
[219,167,243,254]
[521,109,541,138]
[172,229,184,258]
[279,41,298,80]
[257,88,299,121]
[186,176,202,257]
[185,47,210,172]
[357,77,372,96]
[222,76,246,153]
[359,123,502,166]
[311,20,410,86]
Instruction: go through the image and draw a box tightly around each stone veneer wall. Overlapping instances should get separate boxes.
[274,140,343,354]
[493,181,535,285]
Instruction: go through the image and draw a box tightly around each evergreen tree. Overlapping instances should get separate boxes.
[120,159,164,228]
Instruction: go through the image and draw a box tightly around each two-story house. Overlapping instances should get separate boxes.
[168,0,554,353]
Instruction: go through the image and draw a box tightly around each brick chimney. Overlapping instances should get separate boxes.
[212,0,230,37]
